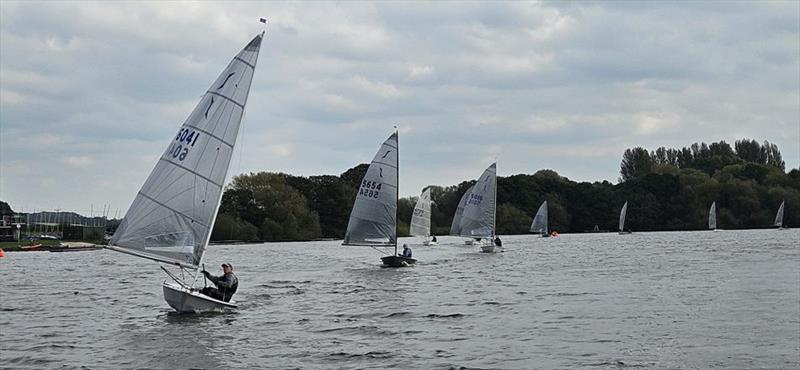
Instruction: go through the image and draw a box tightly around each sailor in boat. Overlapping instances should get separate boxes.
[431,235,437,243]
[200,263,239,302]
[401,244,413,258]
[493,236,502,247]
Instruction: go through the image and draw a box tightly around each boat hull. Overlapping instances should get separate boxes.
[381,256,416,267]
[162,282,237,313]
[480,244,497,253]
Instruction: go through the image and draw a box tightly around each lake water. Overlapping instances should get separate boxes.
[1,229,798,369]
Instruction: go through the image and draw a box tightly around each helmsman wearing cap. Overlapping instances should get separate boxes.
[200,263,239,302]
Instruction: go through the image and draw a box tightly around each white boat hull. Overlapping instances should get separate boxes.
[422,240,438,246]
[162,281,237,313]
[480,244,496,253]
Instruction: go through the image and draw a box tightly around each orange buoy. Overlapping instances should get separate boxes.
[0,249,5,258]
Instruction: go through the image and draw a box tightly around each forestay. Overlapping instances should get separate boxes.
[459,163,497,238]
[774,201,785,227]
[530,201,548,234]
[343,132,399,246]
[109,34,264,268]
[708,202,717,230]
[449,184,474,236]
[410,188,433,237]
[619,201,628,232]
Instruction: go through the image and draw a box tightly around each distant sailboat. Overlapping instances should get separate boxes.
[708,201,717,231]
[410,188,436,246]
[618,201,632,234]
[343,132,413,267]
[774,200,785,229]
[107,30,265,313]
[450,184,474,243]
[530,201,549,237]
[457,164,499,252]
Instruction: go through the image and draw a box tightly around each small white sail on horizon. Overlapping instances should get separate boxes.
[774,200,785,228]
[619,201,628,232]
[343,132,399,247]
[530,200,549,235]
[458,163,497,238]
[708,201,717,230]
[410,188,433,239]
[109,33,264,269]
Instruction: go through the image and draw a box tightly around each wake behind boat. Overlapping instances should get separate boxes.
[105,27,265,313]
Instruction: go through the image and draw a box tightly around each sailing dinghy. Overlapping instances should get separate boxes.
[530,201,549,237]
[708,201,718,231]
[410,188,436,246]
[456,163,499,252]
[342,132,413,267]
[774,200,785,230]
[618,201,632,234]
[107,30,264,313]
[450,184,476,245]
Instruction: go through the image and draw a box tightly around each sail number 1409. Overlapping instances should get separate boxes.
[166,128,201,161]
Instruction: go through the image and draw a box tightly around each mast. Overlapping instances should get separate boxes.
[493,162,497,238]
[394,127,399,256]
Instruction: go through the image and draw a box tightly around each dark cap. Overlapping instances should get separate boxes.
[221,263,233,270]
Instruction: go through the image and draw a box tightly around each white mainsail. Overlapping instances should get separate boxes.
[530,200,548,235]
[109,33,264,268]
[618,201,628,232]
[459,163,497,238]
[708,201,717,230]
[449,184,474,236]
[410,188,433,238]
[774,200,785,227]
[343,132,399,247]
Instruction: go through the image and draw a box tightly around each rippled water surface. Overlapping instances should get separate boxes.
[1,229,799,369]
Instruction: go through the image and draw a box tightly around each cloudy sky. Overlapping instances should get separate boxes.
[1,1,798,216]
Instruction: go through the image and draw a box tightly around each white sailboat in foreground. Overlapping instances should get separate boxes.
[410,188,436,246]
[709,201,718,231]
[342,132,413,267]
[530,200,549,237]
[455,163,499,252]
[774,200,785,230]
[107,30,264,313]
[618,201,632,234]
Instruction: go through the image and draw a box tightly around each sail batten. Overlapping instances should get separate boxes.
[110,33,264,268]
[343,132,399,247]
[458,163,497,238]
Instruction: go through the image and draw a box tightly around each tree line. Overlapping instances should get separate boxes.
[209,138,798,242]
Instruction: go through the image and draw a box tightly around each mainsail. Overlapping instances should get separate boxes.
[449,184,474,236]
[530,200,548,234]
[774,200,785,227]
[109,33,264,268]
[459,163,497,238]
[343,132,399,246]
[618,201,628,232]
[708,201,717,230]
[410,188,433,238]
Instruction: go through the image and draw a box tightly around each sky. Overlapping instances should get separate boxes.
[1,1,798,216]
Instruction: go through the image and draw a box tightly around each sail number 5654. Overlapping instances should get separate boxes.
[359,180,382,198]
